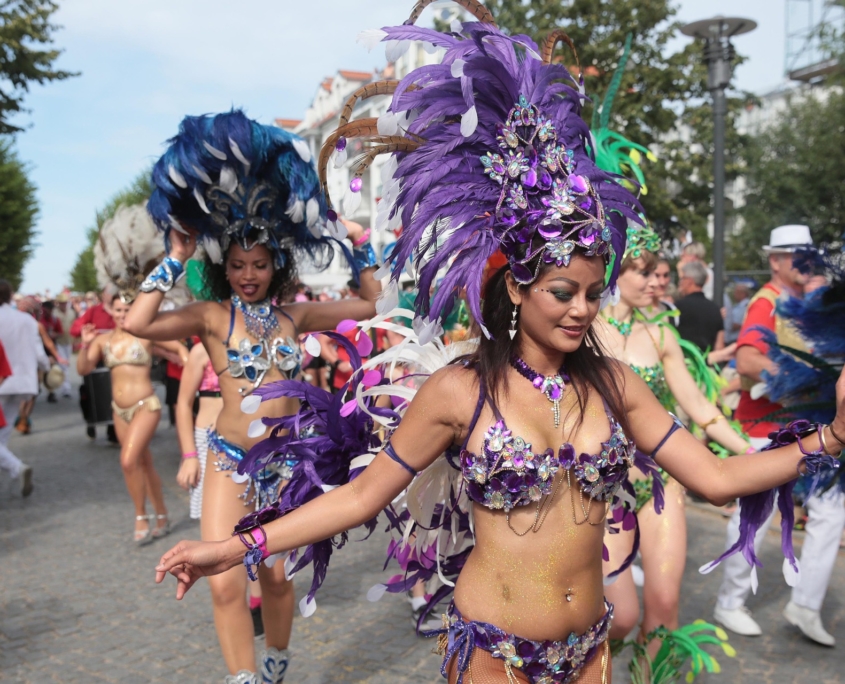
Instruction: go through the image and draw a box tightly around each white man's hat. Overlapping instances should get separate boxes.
[762,224,813,253]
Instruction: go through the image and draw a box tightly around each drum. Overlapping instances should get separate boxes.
[81,367,113,425]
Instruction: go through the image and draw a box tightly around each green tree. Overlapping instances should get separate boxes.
[0,0,78,134]
[0,138,37,288]
[69,170,152,292]
[450,0,751,250]
[732,88,845,269]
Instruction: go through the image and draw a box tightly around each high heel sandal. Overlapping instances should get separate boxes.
[151,514,171,540]
[134,515,154,546]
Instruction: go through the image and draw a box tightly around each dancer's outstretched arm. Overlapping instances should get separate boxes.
[155,365,475,599]
[624,363,845,505]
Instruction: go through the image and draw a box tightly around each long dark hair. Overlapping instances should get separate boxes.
[466,260,631,438]
[204,247,298,303]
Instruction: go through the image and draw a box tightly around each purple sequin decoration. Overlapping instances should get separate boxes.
[428,600,613,684]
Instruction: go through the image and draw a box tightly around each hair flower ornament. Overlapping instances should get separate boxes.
[320,0,643,336]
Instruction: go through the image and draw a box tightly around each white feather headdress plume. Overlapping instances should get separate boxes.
[333,310,480,601]
[94,203,176,304]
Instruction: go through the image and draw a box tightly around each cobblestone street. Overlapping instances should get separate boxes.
[2,383,845,683]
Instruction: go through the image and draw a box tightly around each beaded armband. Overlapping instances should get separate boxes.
[140,256,185,293]
[352,242,378,271]
[233,505,283,579]
[765,420,841,477]
[237,525,269,581]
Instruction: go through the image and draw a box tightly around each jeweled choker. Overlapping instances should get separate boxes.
[232,295,279,341]
[510,355,569,427]
[605,314,633,337]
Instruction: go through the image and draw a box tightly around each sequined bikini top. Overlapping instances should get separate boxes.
[458,389,636,512]
[630,363,674,412]
[104,337,151,368]
[218,297,303,389]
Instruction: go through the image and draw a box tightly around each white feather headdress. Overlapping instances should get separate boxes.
[94,203,188,306]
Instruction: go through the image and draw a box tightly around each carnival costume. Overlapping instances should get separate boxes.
[145,110,363,512]
[144,110,365,684]
[220,3,726,682]
[93,204,175,423]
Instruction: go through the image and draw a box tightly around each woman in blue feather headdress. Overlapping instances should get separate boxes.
[154,6,845,684]
[124,110,382,684]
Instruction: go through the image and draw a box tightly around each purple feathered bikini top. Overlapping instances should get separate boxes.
[458,402,635,513]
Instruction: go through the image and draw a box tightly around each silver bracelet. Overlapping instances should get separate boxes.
[140,257,185,293]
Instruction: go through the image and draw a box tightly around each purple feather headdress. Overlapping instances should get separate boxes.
[318,2,642,334]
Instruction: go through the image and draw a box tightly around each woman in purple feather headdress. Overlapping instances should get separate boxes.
[155,4,845,683]
[124,110,382,684]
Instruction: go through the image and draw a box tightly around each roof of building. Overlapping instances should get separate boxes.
[275,118,302,129]
[338,69,374,81]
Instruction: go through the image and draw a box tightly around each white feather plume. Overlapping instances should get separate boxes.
[191,164,213,185]
[286,197,305,223]
[305,197,320,227]
[292,138,312,163]
[203,141,228,160]
[219,166,238,194]
[228,137,251,174]
[168,165,187,189]
[94,202,192,305]
[357,28,387,51]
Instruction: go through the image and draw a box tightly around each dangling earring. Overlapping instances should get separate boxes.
[509,305,519,340]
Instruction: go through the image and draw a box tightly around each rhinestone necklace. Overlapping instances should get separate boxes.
[232,295,280,341]
[510,355,568,427]
[605,314,633,337]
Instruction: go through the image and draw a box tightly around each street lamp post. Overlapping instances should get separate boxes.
[681,16,756,307]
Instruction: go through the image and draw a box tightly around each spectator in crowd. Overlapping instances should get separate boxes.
[70,288,115,337]
[723,282,751,345]
[39,300,63,402]
[678,241,715,300]
[0,279,47,495]
[675,260,725,352]
[53,292,76,398]
[641,254,680,325]
[14,297,66,431]
[713,224,844,646]
[70,287,117,442]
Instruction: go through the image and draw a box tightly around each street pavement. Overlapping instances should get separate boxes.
[2,380,845,683]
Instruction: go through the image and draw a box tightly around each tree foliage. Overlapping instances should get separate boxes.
[455,0,750,250]
[0,0,77,134]
[732,88,845,269]
[69,171,152,292]
[0,138,37,289]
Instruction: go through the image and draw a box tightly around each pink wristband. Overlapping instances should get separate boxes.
[181,451,198,459]
[247,527,269,561]
[745,446,756,454]
[351,227,371,247]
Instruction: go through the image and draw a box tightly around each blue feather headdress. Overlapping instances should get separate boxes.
[148,110,338,271]
[319,3,643,336]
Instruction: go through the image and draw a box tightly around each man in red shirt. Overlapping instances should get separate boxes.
[70,288,118,442]
[714,225,843,647]
[70,288,115,337]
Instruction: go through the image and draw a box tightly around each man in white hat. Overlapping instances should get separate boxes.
[713,224,844,647]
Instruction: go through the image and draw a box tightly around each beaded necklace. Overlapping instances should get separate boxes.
[510,355,569,427]
[232,295,280,341]
[605,314,633,337]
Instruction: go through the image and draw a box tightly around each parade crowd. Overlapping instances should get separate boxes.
[3,5,845,684]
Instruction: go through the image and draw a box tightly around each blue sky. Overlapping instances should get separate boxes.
[14,0,786,294]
